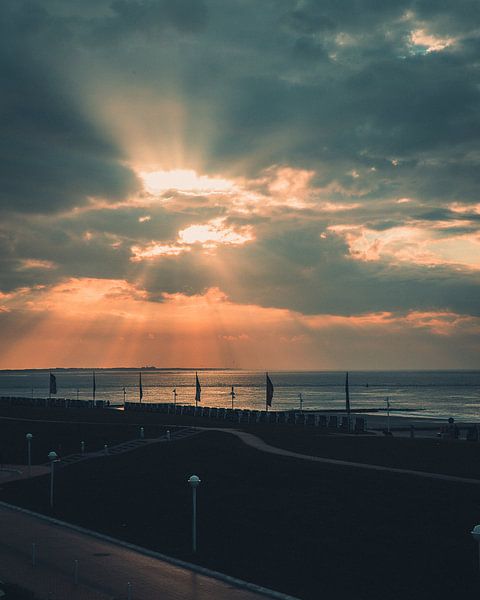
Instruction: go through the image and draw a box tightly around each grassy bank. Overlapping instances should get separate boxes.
[0,417,167,464]
[3,406,480,481]
[1,431,480,599]
[246,426,480,479]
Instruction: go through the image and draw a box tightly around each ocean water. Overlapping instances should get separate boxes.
[0,370,479,422]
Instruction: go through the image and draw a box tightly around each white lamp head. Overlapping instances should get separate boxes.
[26,433,33,440]
[48,451,58,462]
[188,475,201,487]
[471,525,480,542]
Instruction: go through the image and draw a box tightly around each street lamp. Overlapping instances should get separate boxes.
[26,433,33,477]
[48,451,58,509]
[188,475,201,553]
[471,525,480,571]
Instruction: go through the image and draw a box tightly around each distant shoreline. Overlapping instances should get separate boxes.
[0,368,479,373]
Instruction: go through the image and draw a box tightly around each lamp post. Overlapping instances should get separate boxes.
[26,434,33,477]
[385,397,391,433]
[48,451,58,509]
[298,393,303,412]
[188,475,201,553]
[471,525,480,571]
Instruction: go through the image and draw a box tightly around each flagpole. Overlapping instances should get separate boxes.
[265,372,269,412]
[386,397,390,433]
[173,388,177,406]
[345,372,351,432]
[230,386,235,410]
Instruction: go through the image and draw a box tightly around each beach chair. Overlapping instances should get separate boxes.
[354,417,366,433]
[296,413,306,426]
[259,411,268,423]
[240,410,250,424]
[286,412,296,425]
[317,415,327,428]
[306,414,316,426]
[277,412,286,424]
[268,411,278,424]
[328,415,338,429]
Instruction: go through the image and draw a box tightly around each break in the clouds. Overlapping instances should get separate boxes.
[0,0,479,368]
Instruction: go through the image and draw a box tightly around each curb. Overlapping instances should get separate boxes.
[0,501,300,600]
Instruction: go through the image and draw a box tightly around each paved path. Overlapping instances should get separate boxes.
[0,503,294,600]
[204,428,480,486]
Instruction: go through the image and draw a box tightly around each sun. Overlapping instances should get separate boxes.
[141,169,235,194]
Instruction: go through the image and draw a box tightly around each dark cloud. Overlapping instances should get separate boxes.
[0,2,140,213]
[0,0,479,339]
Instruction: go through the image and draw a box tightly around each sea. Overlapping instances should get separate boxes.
[0,370,479,422]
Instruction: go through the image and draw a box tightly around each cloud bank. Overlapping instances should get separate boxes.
[0,0,479,367]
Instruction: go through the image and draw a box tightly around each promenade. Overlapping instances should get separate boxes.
[0,503,292,600]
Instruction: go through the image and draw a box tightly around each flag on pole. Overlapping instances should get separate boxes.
[49,373,57,395]
[93,371,96,402]
[195,372,201,404]
[345,372,350,415]
[139,372,143,402]
[266,373,274,408]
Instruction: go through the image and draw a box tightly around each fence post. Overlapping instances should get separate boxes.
[74,559,79,586]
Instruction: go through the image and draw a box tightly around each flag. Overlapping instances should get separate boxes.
[49,373,57,395]
[139,372,143,402]
[93,371,96,401]
[231,386,236,398]
[266,373,274,407]
[345,372,350,415]
[195,372,201,403]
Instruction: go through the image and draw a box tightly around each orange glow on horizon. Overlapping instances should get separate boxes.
[1,278,478,370]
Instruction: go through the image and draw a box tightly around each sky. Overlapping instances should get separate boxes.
[0,0,479,370]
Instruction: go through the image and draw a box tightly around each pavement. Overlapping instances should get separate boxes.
[0,503,292,600]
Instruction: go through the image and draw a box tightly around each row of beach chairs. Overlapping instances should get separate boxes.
[0,396,367,432]
[124,402,367,432]
[0,396,108,409]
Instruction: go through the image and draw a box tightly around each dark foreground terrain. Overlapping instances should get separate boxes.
[1,423,480,600]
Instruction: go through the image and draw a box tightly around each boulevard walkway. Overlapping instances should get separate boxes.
[209,428,480,485]
[0,503,295,600]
